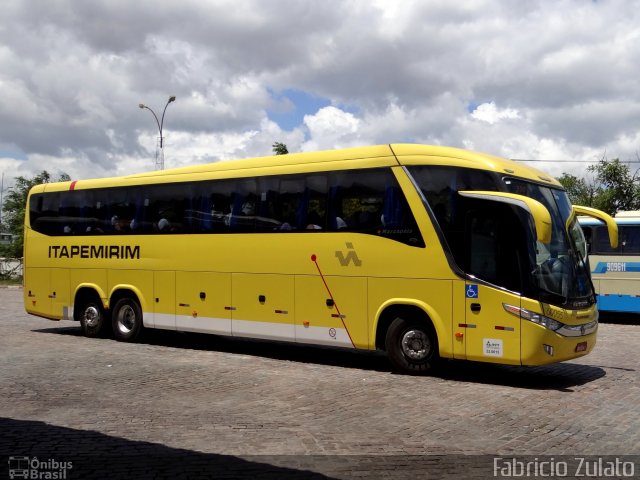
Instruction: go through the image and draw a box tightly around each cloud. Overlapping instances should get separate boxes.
[0,0,639,189]
[471,102,520,125]
[302,106,361,151]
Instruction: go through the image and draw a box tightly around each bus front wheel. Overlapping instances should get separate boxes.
[111,297,143,342]
[385,317,439,374]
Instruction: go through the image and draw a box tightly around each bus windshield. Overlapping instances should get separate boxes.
[407,166,594,309]
[503,178,593,307]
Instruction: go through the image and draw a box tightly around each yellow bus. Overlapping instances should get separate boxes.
[23,144,618,373]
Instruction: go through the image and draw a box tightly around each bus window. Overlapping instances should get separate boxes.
[624,226,640,253]
[464,200,530,294]
[330,170,384,234]
[407,166,498,244]
[144,184,185,233]
[229,178,258,232]
[594,226,620,254]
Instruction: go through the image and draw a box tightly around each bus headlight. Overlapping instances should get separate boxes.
[502,304,597,337]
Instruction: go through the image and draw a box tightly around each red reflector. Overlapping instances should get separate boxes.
[575,341,588,352]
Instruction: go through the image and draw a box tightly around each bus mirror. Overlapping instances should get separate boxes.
[573,205,618,249]
[459,191,552,244]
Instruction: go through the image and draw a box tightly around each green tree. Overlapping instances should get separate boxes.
[588,157,640,215]
[272,142,289,155]
[559,157,640,216]
[558,173,596,206]
[0,171,70,259]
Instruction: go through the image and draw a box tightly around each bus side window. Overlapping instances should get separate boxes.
[595,226,619,254]
[582,226,593,254]
[624,226,640,253]
[329,170,382,233]
[256,176,284,231]
[277,177,305,231]
[229,179,257,232]
[146,183,187,234]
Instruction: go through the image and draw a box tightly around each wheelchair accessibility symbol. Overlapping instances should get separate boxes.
[466,284,479,298]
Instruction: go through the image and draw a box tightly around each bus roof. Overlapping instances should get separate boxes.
[614,210,640,218]
[33,144,563,193]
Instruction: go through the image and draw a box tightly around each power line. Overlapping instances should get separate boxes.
[512,159,640,164]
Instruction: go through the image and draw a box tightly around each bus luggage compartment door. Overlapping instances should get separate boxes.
[175,272,231,335]
[231,273,294,341]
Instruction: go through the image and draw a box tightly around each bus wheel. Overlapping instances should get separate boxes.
[78,299,107,338]
[385,317,438,374]
[111,297,143,342]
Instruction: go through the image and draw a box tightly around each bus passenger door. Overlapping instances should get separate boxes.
[153,271,175,330]
[175,272,231,335]
[231,273,294,341]
[460,202,525,365]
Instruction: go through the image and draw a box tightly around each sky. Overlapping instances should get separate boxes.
[1,0,640,191]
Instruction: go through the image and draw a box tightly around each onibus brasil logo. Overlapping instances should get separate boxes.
[8,456,73,479]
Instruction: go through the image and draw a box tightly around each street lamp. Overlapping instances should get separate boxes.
[139,95,176,169]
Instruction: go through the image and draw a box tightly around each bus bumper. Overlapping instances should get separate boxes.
[520,321,597,366]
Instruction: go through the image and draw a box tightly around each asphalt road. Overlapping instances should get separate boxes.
[1,287,639,479]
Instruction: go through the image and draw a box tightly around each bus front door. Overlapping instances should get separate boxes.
[463,281,521,365]
[460,201,525,365]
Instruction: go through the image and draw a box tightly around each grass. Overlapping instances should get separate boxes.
[0,276,22,286]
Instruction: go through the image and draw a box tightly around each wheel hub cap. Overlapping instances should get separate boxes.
[401,330,429,360]
[84,306,100,328]
[117,306,136,334]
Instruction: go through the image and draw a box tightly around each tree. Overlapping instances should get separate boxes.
[588,157,640,215]
[557,173,596,206]
[0,171,70,259]
[559,156,640,216]
[272,142,288,155]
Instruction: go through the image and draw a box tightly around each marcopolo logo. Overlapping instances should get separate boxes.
[335,242,362,267]
[8,456,73,479]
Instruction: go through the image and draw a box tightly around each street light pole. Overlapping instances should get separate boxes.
[139,95,176,170]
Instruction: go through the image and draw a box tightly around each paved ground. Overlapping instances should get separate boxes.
[1,287,639,479]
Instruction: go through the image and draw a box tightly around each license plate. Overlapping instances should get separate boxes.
[575,341,587,352]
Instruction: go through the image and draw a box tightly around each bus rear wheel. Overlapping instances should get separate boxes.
[385,317,439,374]
[111,297,143,342]
[77,299,107,338]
